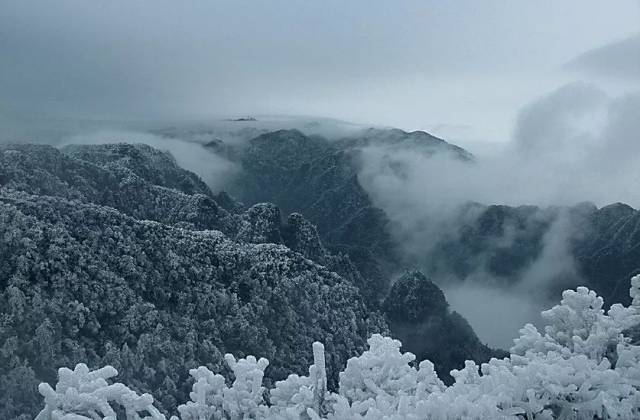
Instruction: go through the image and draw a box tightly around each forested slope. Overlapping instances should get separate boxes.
[0,142,493,418]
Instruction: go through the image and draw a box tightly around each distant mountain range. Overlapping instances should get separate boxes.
[197,126,640,308]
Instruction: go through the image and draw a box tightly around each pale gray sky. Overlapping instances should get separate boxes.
[1,1,639,145]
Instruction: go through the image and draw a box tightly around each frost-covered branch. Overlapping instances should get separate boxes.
[35,364,165,420]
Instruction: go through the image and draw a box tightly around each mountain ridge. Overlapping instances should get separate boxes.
[0,141,496,418]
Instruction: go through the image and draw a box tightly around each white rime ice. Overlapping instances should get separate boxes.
[36,278,640,419]
[34,363,165,420]
[173,354,270,420]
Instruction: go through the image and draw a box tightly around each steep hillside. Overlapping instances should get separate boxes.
[220,128,473,301]
[198,126,640,309]
[0,142,496,419]
[0,143,238,233]
[424,201,640,306]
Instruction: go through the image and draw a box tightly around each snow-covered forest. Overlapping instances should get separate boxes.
[4,137,640,420]
[36,278,640,419]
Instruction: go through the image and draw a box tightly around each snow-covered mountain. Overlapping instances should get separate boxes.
[0,142,495,418]
[195,125,640,308]
[4,124,640,418]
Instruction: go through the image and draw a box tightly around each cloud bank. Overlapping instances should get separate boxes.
[62,130,240,193]
[567,34,640,82]
[356,81,640,347]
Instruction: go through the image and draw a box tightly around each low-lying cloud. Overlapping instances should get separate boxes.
[356,81,640,347]
[444,283,545,349]
[360,83,640,211]
[567,33,640,82]
[62,130,240,193]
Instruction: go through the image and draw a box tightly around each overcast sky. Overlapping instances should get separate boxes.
[1,1,639,146]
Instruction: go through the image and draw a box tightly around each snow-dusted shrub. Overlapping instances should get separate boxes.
[631,274,640,309]
[269,342,328,419]
[329,334,445,419]
[36,279,640,419]
[512,286,640,360]
[35,363,165,420]
[174,353,270,420]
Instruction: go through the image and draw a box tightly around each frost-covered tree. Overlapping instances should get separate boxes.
[269,342,328,419]
[0,187,384,417]
[36,364,165,420]
[36,277,640,419]
[174,354,270,420]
